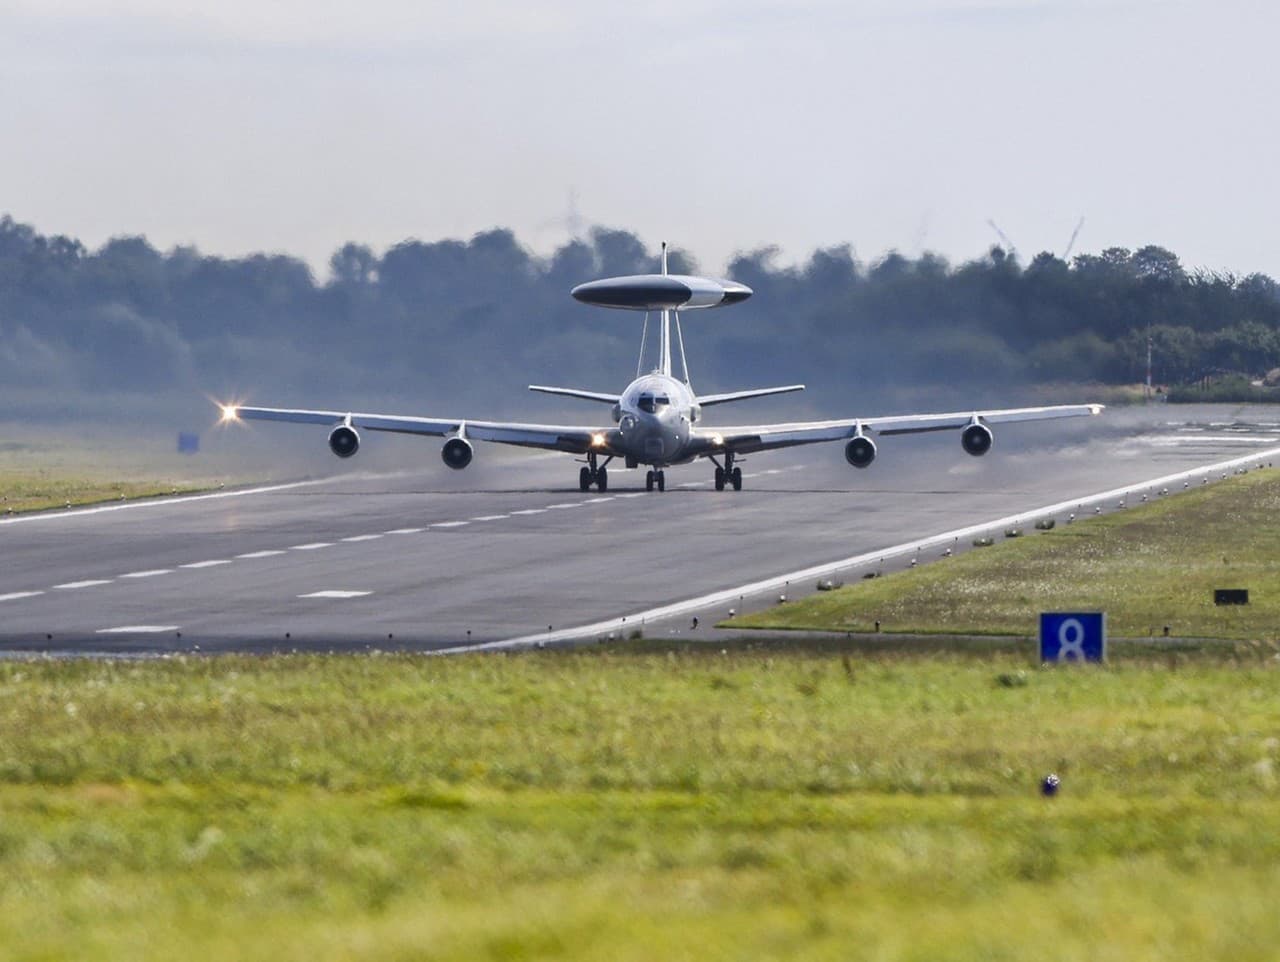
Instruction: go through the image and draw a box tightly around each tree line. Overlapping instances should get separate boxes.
[2,213,1279,422]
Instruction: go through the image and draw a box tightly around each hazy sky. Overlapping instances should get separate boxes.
[2,0,1276,276]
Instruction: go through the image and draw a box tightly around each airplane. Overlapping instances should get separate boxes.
[219,244,1103,492]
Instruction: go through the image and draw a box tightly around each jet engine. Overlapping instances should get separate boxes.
[844,435,877,469]
[961,423,994,457]
[328,424,360,459]
[441,436,474,470]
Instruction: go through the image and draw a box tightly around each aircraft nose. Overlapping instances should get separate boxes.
[720,281,752,305]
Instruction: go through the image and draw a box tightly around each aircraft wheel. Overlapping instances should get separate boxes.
[579,466,592,492]
[730,466,742,491]
[714,466,725,491]
[597,467,608,492]
[657,470,666,492]
[645,470,655,492]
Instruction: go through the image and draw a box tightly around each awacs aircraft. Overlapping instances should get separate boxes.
[220,244,1103,492]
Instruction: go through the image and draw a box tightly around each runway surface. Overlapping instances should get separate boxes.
[3,404,1279,655]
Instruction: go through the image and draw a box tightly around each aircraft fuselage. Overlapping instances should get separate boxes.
[612,372,698,467]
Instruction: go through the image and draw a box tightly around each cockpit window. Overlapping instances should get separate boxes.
[637,393,670,414]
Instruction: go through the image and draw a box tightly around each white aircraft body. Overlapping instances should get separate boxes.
[220,245,1103,492]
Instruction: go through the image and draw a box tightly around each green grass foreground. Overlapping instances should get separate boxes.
[734,468,1280,640]
[2,651,1280,960]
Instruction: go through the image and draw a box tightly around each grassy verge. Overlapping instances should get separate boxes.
[0,436,216,513]
[732,468,1280,640]
[1,650,1279,960]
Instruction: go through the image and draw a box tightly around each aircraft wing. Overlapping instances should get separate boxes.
[694,403,1104,455]
[226,405,608,454]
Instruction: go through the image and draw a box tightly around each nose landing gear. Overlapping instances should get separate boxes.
[645,469,666,492]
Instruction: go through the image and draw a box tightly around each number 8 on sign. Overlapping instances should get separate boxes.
[1039,612,1105,663]
[1057,618,1087,661]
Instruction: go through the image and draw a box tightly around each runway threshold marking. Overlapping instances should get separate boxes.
[0,591,43,602]
[299,590,372,599]
[451,445,1280,655]
[54,579,113,589]
[96,625,180,634]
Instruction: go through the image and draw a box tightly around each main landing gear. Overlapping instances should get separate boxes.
[645,469,666,492]
[712,452,743,492]
[579,453,611,492]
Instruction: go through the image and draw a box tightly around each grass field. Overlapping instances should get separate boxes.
[732,468,1280,641]
[1,649,1279,961]
[0,436,215,513]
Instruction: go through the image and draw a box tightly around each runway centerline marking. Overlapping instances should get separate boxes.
[96,625,180,634]
[237,550,285,559]
[340,534,383,542]
[614,493,646,499]
[290,542,333,550]
[431,521,469,528]
[54,579,113,589]
[471,515,509,522]
[180,560,232,569]
[544,503,579,509]
[120,569,172,579]
[299,590,372,599]
[510,509,545,515]
[582,497,614,503]
[0,591,43,602]
[385,528,424,535]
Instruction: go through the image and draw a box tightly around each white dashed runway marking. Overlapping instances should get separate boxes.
[298,590,372,599]
[237,550,285,559]
[290,542,333,551]
[96,625,180,634]
[54,579,112,589]
[385,528,424,535]
[431,521,469,528]
[120,569,172,579]
[340,534,383,542]
[471,515,509,522]
[0,591,43,602]
[180,560,232,569]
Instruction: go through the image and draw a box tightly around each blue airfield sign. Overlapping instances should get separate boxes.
[1039,612,1106,663]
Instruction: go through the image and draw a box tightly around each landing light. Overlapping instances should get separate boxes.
[220,404,239,423]
[711,434,724,446]
[591,432,607,448]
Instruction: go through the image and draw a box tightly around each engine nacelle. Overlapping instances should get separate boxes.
[961,423,994,457]
[441,436,474,470]
[328,424,360,459]
[844,435,877,469]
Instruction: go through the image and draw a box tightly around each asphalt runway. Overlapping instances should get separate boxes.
[3,404,1279,655]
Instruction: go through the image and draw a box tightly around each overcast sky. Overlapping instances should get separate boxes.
[1,0,1276,277]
